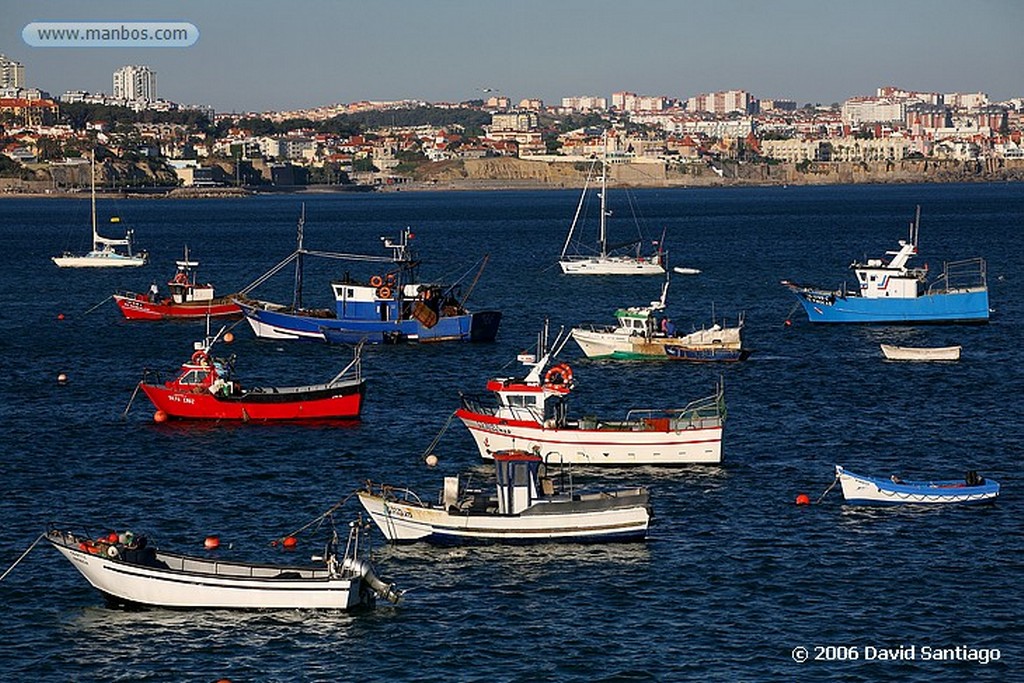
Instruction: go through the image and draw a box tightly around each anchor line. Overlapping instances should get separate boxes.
[269,491,359,547]
[122,381,143,419]
[83,295,113,316]
[0,533,46,582]
[420,410,458,462]
[815,475,839,504]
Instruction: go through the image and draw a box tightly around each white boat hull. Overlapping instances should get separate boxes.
[358,492,650,543]
[559,256,665,276]
[52,252,147,268]
[571,326,743,360]
[50,534,371,610]
[456,412,723,465]
[244,314,326,341]
[880,344,961,361]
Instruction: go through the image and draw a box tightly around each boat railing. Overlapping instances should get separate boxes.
[364,481,427,508]
[624,388,725,429]
[573,323,620,334]
[927,257,987,295]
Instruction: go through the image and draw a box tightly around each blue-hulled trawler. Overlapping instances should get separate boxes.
[237,209,501,344]
[782,207,989,324]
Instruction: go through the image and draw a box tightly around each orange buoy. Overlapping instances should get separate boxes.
[153,410,169,423]
[282,536,298,549]
[223,331,235,343]
[795,493,811,505]
[204,536,220,550]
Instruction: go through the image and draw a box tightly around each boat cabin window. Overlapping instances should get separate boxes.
[506,395,537,409]
[858,273,866,282]
[179,369,210,385]
[869,275,877,282]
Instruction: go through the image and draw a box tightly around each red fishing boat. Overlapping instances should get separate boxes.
[138,334,366,421]
[114,247,245,321]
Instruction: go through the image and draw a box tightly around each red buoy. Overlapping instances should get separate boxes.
[204,536,220,550]
[795,493,811,505]
[57,313,65,321]
[282,536,298,549]
[153,410,168,423]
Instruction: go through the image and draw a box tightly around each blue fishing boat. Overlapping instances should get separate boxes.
[835,465,999,505]
[782,207,989,324]
[238,209,501,344]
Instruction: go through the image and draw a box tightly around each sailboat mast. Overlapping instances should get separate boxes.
[599,132,608,258]
[90,151,98,247]
[292,204,305,311]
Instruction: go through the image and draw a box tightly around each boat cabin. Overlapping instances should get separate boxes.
[493,450,543,514]
[614,307,659,337]
[167,350,235,396]
[168,258,215,304]
[483,374,570,427]
[852,239,926,300]
[330,278,453,323]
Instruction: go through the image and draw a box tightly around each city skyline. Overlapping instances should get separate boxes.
[2,0,1022,112]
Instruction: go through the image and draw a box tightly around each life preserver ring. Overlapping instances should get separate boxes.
[423,288,432,301]
[191,350,210,366]
[544,363,573,386]
[377,285,392,299]
[173,272,188,284]
[369,275,384,288]
[385,273,396,285]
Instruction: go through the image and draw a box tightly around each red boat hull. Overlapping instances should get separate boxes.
[115,293,242,321]
[140,380,365,420]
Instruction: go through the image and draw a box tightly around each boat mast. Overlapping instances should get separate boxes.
[292,203,305,311]
[90,150,98,249]
[599,131,608,258]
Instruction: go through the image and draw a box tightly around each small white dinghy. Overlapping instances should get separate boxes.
[880,344,961,361]
[672,266,701,275]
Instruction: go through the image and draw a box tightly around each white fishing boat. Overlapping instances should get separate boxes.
[558,131,665,275]
[46,519,401,610]
[52,152,148,268]
[835,465,999,505]
[456,324,727,465]
[880,344,961,361]
[570,279,748,362]
[358,449,651,544]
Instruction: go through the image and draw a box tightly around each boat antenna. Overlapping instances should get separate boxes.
[292,204,305,311]
[911,205,920,252]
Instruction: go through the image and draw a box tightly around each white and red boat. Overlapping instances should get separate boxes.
[114,247,247,320]
[139,332,366,421]
[455,325,727,466]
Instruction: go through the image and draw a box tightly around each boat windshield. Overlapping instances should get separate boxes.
[178,369,210,385]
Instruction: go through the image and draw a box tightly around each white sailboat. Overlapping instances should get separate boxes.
[558,132,665,275]
[52,152,147,268]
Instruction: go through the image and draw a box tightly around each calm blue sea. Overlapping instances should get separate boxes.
[0,183,1022,682]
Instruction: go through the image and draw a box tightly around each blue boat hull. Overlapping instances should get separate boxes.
[242,305,501,344]
[793,289,989,324]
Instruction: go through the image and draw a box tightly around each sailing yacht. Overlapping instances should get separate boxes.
[52,153,147,268]
[558,132,665,275]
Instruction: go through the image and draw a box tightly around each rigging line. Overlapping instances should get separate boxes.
[121,381,142,420]
[0,533,46,583]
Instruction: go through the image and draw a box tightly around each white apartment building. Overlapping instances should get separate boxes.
[561,95,607,112]
[0,54,25,89]
[841,97,905,125]
[113,65,157,102]
[687,90,755,115]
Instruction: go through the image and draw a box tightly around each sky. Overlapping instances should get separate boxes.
[2,0,1022,113]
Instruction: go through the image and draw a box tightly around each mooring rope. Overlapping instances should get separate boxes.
[0,533,46,582]
[815,475,839,504]
[420,410,458,462]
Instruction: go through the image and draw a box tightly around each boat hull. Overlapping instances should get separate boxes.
[52,253,147,268]
[241,304,501,344]
[792,288,989,324]
[114,293,242,320]
[559,256,664,276]
[47,533,370,610]
[880,344,961,361]
[357,492,649,544]
[455,408,723,465]
[571,328,747,362]
[836,466,999,505]
[140,379,365,420]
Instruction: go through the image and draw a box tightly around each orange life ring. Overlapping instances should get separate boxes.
[173,272,188,284]
[423,289,432,301]
[191,350,209,366]
[544,363,573,386]
[377,285,392,299]
[369,275,384,288]
[385,273,396,285]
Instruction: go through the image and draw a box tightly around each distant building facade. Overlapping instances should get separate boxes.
[687,90,756,115]
[113,65,157,103]
[0,54,25,89]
